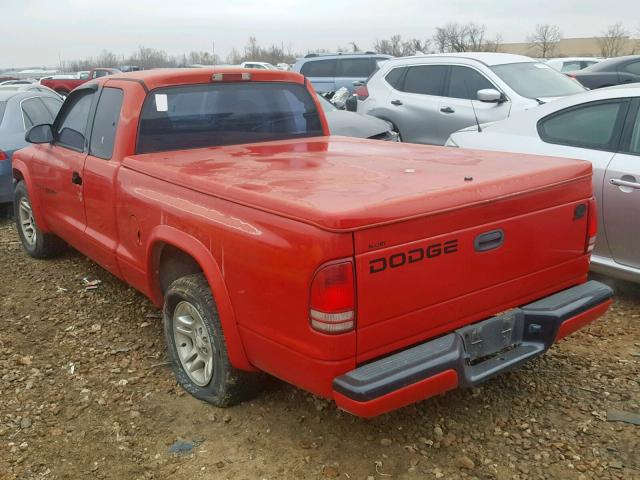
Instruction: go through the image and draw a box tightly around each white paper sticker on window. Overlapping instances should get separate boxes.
[155,94,168,112]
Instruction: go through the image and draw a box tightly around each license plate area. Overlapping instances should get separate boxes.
[456,310,525,363]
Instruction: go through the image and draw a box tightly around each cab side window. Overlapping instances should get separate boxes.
[54,90,94,151]
[89,88,124,160]
[537,100,626,151]
[447,66,496,100]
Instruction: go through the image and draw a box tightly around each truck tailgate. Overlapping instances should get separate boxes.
[354,174,593,362]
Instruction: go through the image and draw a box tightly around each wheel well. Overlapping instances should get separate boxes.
[13,169,24,183]
[158,244,203,294]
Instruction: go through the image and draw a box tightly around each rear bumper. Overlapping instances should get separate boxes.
[333,280,613,418]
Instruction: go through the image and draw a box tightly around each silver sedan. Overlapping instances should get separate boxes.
[447,84,640,283]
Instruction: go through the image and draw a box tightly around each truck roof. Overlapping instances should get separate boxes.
[107,67,305,91]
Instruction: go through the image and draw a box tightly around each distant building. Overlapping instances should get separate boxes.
[500,36,639,58]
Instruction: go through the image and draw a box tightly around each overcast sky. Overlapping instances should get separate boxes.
[3,0,639,67]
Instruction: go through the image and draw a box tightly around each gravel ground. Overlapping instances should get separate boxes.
[0,217,638,480]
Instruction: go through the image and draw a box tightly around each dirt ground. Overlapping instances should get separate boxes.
[0,217,638,480]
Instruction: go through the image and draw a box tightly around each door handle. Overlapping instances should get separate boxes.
[440,106,455,114]
[610,178,640,189]
[71,171,83,186]
[391,99,403,106]
[474,229,505,252]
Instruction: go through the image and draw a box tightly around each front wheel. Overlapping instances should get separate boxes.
[14,181,64,258]
[163,273,264,406]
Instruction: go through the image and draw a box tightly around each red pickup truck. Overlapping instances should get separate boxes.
[40,68,120,97]
[12,68,613,418]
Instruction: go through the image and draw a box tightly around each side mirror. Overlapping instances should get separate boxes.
[477,89,506,103]
[25,124,54,144]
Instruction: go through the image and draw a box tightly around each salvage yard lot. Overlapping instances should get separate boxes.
[0,217,638,480]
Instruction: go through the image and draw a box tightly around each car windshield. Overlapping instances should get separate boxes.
[491,62,585,99]
[137,82,324,154]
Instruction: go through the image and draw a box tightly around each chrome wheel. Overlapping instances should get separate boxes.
[172,301,214,387]
[18,197,36,246]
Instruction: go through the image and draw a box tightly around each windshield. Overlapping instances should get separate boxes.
[491,62,585,99]
[137,82,323,154]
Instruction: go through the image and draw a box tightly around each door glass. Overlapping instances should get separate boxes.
[40,96,63,118]
[300,59,337,78]
[447,66,495,100]
[625,62,640,75]
[561,61,582,72]
[337,58,374,78]
[55,90,94,151]
[90,88,124,159]
[21,97,56,129]
[538,101,623,150]
[629,107,640,154]
[401,65,447,96]
[385,67,405,89]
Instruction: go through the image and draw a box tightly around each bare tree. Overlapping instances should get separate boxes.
[432,22,501,53]
[349,42,361,53]
[597,23,630,57]
[527,24,562,58]
[373,34,431,56]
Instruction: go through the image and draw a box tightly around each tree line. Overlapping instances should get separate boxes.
[58,22,640,72]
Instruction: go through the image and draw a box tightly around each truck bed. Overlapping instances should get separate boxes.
[122,136,592,232]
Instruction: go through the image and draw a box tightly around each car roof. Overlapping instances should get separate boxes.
[298,53,392,61]
[390,52,535,66]
[101,67,306,91]
[587,55,640,71]
[0,89,60,102]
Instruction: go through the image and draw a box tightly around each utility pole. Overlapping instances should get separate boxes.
[212,41,215,65]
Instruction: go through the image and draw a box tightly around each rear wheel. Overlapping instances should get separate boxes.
[163,273,264,406]
[14,181,64,259]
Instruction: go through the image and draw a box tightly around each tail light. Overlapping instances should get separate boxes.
[310,261,355,334]
[0,150,7,161]
[354,84,369,100]
[585,198,597,254]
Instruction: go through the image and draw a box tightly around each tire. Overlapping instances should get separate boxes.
[164,273,264,406]
[14,181,64,259]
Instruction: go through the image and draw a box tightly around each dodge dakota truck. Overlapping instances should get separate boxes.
[12,68,613,418]
[40,68,120,98]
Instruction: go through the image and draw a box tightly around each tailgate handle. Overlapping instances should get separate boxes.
[475,229,504,252]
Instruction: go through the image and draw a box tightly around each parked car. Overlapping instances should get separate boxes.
[0,90,62,208]
[568,55,640,89]
[240,61,277,70]
[13,67,611,418]
[292,53,392,93]
[316,94,398,140]
[40,68,120,97]
[356,53,586,145]
[446,84,640,283]
[546,57,601,72]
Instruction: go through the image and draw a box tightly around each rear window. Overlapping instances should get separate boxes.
[137,82,323,154]
[300,59,337,78]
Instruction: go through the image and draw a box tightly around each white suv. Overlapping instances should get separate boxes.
[356,53,586,145]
